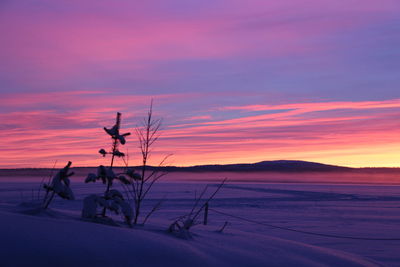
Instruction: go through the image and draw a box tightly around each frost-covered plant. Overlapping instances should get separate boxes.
[42,161,75,209]
[82,112,137,224]
[85,165,134,187]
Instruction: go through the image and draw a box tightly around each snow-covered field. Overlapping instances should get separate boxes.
[1,172,400,266]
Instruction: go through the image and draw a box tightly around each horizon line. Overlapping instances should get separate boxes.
[1,159,400,170]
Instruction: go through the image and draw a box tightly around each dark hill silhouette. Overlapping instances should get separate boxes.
[144,160,351,173]
[2,160,400,176]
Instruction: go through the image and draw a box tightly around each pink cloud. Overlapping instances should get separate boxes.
[0,91,196,130]
[1,94,400,168]
[220,99,400,112]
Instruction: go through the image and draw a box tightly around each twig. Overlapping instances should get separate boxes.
[191,178,227,222]
[142,198,164,225]
[41,160,57,203]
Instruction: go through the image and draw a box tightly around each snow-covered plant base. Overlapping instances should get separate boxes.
[82,190,133,225]
[168,218,195,239]
[169,179,226,238]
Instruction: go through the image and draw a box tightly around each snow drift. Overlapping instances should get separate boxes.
[0,211,377,267]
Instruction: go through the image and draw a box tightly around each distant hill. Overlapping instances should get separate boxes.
[2,160,400,176]
[144,160,352,173]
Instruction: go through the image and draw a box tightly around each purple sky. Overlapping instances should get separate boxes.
[1,0,400,168]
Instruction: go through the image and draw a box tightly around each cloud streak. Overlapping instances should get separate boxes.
[1,93,400,168]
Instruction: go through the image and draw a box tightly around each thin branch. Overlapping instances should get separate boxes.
[142,198,164,225]
[39,160,57,201]
[144,154,172,182]
[141,172,168,200]
[189,185,208,217]
[191,178,227,222]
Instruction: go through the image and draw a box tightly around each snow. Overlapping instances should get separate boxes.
[1,172,399,266]
[0,211,375,267]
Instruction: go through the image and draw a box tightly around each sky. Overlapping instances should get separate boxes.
[1,0,400,168]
